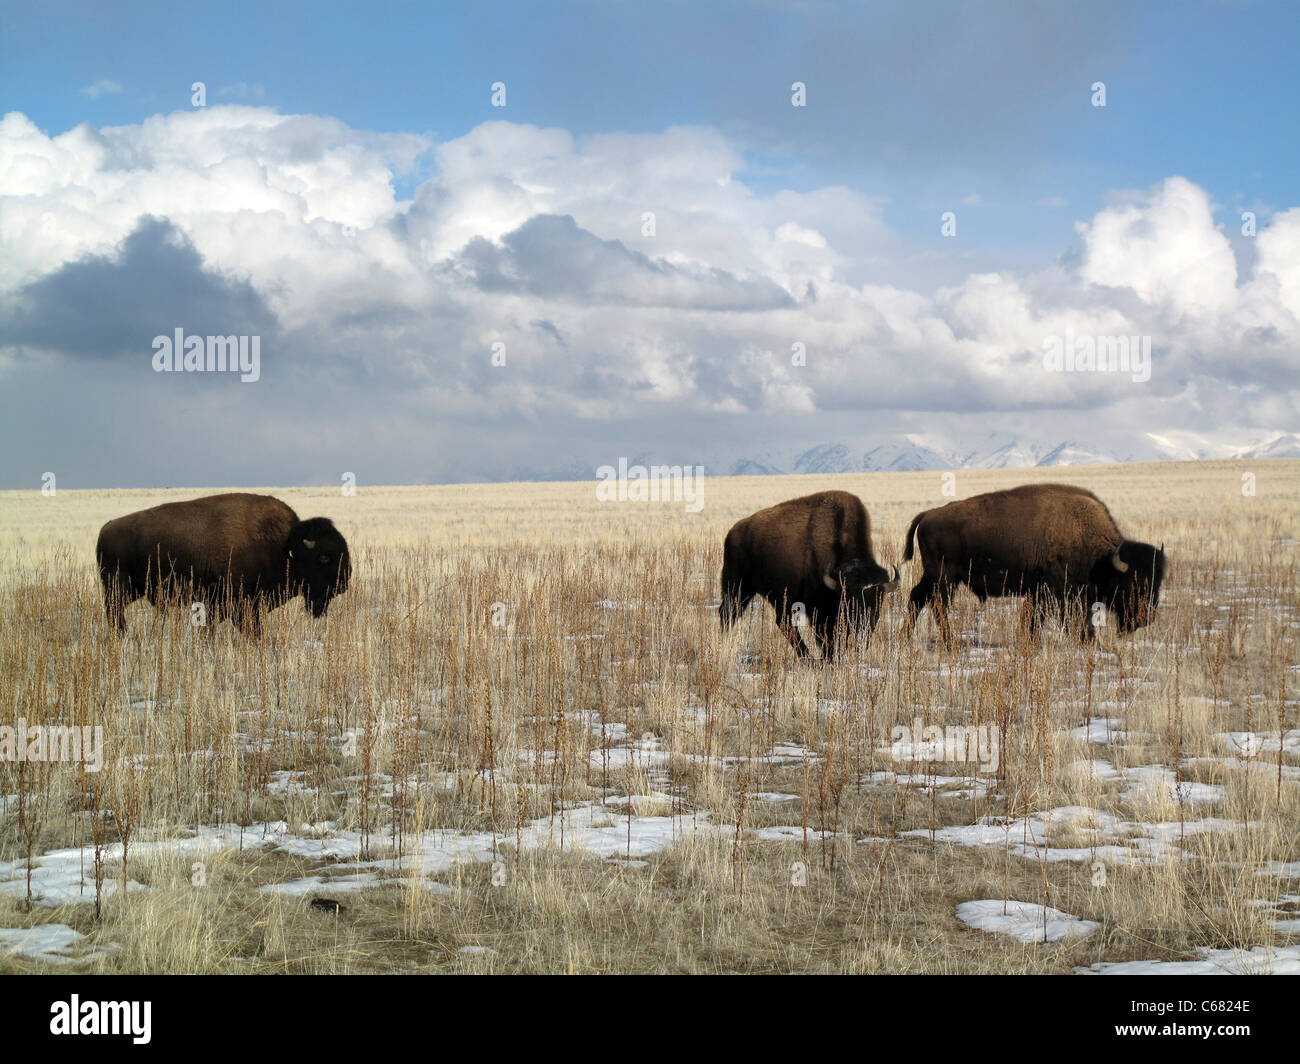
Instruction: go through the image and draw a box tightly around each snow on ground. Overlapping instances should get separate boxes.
[749,825,837,842]
[0,803,718,907]
[0,923,115,965]
[1118,765,1226,807]
[1245,894,1300,933]
[1183,755,1300,783]
[588,735,670,772]
[0,850,149,907]
[1067,718,1146,745]
[896,805,1253,866]
[675,741,824,770]
[600,793,680,818]
[861,771,997,800]
[1078,945,1300,975]
[266,770,315,796]
[1063,758,1121,782]
[956,899,1099,943]
[3,699,1292,970]
[1217,731,1300,757]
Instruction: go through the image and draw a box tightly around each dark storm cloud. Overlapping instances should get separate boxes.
[1,216,278,358]
[453,214,796,311]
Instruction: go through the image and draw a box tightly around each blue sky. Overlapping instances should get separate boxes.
[1,1,1298,487]
[5,0,1296,259]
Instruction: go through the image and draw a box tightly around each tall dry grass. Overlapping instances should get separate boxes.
[0,459,1296,973]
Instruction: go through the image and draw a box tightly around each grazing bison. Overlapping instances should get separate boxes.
[900,483,1165,642]
[719,490,898,661]
[96,493,351,636]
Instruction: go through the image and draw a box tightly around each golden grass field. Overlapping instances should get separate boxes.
[0,459,1297,973]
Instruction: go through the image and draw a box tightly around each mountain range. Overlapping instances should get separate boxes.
[499,429,1300,483]
[723,430,1300,477]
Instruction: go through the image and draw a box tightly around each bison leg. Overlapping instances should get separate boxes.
[1018,588,1067,645]
[932,583,955,647]
[1018,589,1054,639]
[911,576,955,646]
[774,607,810,659]
[194,592,220,640]
[100,570,134,632]
[1055,591,1089,641]
[906,574,953,643]
[813,604,840,663]
[1080,595,1100,642]
[233,598,263,639]
[718,579,753,632]
[1017,595,1040,639]
[904,574,934,637]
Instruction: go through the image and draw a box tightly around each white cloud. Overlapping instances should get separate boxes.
[79,79,123,100]
[1076,177,1238,315]
[0,106,1296,485]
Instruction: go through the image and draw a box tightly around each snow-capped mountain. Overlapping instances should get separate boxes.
[1236,433,1300,460]
[729,458,786,476]
[725,431,1131,476]
[505,429,1298,483]
[859,438,953,472]
[712,429,1299,479]
[792,443,858,475]
[1142,430,1300,463]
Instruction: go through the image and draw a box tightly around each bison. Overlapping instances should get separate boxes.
[96,493,351,636]
[900,483,1165,643]
[719,490,899,661]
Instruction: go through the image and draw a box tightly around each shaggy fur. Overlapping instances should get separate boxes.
[719,490,897,661]
[96,493,351,636]
[901,483,1165,641]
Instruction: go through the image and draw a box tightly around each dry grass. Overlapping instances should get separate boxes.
[0,459,1296,973]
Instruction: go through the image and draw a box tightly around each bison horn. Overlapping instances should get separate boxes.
[302,539,316,550]
[884,565,900,590]
[822,563,839,591]
[1111,550,1129,573]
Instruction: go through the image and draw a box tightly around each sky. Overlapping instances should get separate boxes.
[1,0,1298,487]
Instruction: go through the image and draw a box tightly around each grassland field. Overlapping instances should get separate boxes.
[0,459,1296,973]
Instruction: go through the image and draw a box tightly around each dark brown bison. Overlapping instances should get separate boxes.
[719,490,898,661]
[96,493,351,636]
[900,483,1165,642]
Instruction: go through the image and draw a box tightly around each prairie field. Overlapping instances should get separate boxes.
[0,460,1297,974]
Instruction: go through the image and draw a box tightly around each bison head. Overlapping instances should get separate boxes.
[286,517,351,617]
[823,558,900,601]
[1098,541,1166,632]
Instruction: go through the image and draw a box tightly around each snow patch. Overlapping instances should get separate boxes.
[956,899,1099,943]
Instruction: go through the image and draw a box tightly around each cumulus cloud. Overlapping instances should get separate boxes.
[1,216,276,358]
[1076,178,1238,315]
[0,105,1297,486]
[451,213,795,311]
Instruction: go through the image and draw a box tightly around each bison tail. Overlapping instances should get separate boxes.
[901,511,927,562]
